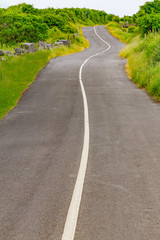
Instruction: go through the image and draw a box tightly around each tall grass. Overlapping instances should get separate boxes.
[107,22,160,101]
[120,33,160,100]
[106,22,137,44]
[0,35,89,119]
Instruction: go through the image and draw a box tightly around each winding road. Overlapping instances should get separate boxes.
[1,25,160,240]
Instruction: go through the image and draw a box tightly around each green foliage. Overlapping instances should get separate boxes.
[120,32,160,100]
[22,3,39,14]
[120,15,133,24]
[106,22,137,43]
[107,6,160,101]
[0,4,112,46]
[134,0,160,35]
[113,16,120,23]
[128,26,136,33]
[136,13,160,35]
[152,41,160,63]
[106,14,114,21]
[138,0,160,15]
[62,24,77,33]
[0,14,49,44]
[0,30,89,119]
[43,14,65,30]
[0,51,51,118]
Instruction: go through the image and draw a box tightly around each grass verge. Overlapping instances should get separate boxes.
[106,22,160,101]
[106,22,137,44]
[0,32,89,119]
[120,33,160,100]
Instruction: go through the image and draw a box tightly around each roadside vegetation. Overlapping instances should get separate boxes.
[2,0,160,119]
[106,0,160,101]
[106,22,138,44]
[0,36,89,119]
[0,4,118,119]
[0,4,115,46]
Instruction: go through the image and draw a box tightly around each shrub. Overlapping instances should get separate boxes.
[128,26,136,33]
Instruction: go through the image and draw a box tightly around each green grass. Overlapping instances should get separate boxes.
[106,22,137,44]
[120,33,160,100]
[106,22,160,101]
[0,32,89,119]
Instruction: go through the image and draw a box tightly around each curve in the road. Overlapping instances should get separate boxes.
[62,26,111,240]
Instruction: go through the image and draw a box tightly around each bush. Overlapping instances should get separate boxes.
[0,14,49,44]
[128,26,136,33]
[62,24,77,33]
[0,5,112,46]
[113,16,120,23]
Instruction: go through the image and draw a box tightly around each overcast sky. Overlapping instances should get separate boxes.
[0,0,153,17]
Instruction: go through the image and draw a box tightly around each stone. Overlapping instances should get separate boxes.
[1,56,7,61]
[22,43,35,52]
[45,43,53,49]
[54,42,64,46]
[8,54,15,57]
[59,39,71,46]
[3,50,12,56]
[14,48,26,55]
[38,41,45,50]
[0,50,4,56]
[24,50,29,54]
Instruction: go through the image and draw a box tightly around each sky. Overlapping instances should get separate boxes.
[0,0,153,17]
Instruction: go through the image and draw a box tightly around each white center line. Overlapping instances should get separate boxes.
[61,26,111,240]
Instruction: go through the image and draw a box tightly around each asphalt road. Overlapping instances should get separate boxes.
[1,25,160,240]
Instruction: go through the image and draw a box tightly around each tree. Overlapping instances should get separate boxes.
[137,14,160,35]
